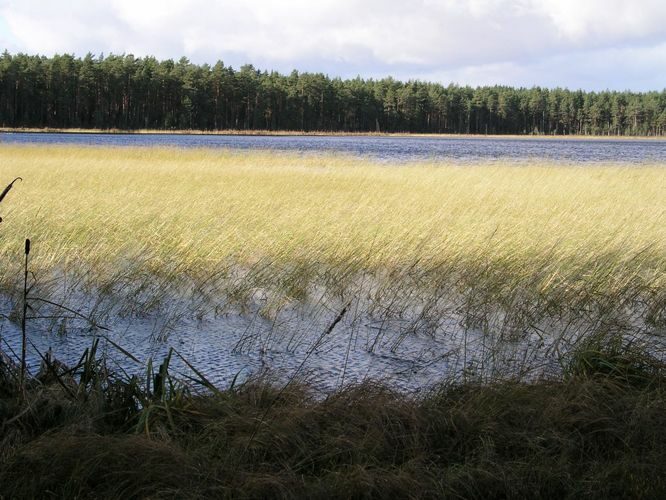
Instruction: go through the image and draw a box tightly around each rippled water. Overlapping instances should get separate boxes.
[0,294,562,394]
[2,132,666,164]
[0,305,469,393]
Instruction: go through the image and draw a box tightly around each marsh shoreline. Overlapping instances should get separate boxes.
[0,146,663,394]
[2,127,666,141]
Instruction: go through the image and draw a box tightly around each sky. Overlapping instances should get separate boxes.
[0,0,664,91]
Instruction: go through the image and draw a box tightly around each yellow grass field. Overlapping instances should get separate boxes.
[0,145,664,328]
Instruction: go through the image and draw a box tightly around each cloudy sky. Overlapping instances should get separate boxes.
[0,0,664,91]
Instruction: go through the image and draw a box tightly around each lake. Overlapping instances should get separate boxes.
[2,132,666,164]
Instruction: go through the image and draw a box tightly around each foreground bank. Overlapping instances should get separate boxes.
[1,340,665,499]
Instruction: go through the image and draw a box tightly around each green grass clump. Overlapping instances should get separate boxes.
[2,346,666,499]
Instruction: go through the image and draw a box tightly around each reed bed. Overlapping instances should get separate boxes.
[0,145,664,345]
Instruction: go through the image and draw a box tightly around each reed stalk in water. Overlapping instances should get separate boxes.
[0,145,663,354]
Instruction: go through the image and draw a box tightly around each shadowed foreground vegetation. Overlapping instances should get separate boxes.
[2,337,666,499]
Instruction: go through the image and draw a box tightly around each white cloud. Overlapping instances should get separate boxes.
[0,0,664,89]
[533,0,666,42]
[408,42,666,90]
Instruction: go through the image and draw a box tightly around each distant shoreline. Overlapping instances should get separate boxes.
[1,127,665,141]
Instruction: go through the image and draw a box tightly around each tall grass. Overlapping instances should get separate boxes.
[0,145,664,347]
[1,144,666,496]
[2,352,666,498]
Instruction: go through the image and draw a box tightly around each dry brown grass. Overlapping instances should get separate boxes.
[0,146,662,338]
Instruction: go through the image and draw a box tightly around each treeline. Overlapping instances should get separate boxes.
[1,51,666,135]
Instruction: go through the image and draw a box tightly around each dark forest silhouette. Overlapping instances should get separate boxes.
[1,52,665,135]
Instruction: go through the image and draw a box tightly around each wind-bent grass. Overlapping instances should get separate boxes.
[2,144,666,497]
[0,144,664,344]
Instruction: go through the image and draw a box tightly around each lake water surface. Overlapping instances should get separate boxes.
[2,132,666,164]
